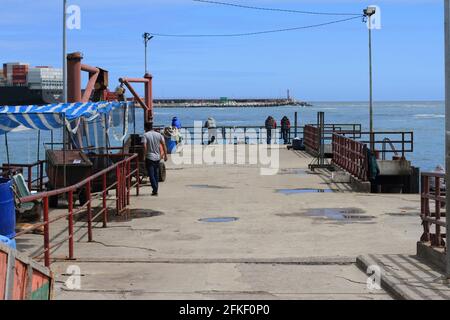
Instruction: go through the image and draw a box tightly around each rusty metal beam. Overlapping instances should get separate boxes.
[119,74,154,125]
[81,64,100,103]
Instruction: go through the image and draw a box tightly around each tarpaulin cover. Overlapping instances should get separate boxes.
[0,101,129,135]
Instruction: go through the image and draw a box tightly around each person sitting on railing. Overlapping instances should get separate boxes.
[281,116,291,145]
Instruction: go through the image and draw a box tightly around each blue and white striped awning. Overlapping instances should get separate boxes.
[0,101,129,135]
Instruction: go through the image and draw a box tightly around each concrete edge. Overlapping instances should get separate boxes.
[416,242,446,273]
[48,256,357,265]
[331,164,371,193]
[349,176,371,193]
[356,255,415,300]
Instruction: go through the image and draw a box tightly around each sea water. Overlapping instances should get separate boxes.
[0,101,444,172]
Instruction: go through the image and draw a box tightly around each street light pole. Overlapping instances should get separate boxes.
[444,0,450,279]
[63,0,67,103]
[364,7,376,151]
[143,33,154,75]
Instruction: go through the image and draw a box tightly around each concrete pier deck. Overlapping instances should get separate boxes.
[17,146,423,300]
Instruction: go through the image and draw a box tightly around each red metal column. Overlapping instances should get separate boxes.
[67,52,83,103]
[144,73,153,124]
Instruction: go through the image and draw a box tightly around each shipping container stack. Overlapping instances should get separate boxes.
[12,64,29,86]
[2,62,29,86]
[28,66,63,90]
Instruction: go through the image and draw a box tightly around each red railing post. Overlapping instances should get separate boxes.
[87,181,93,242]
[116,165,121,214]
[421,175,431,243]
[135,156,140,196]
[39,161,44,191]
[435,177,442,247]
[43,196,50,267]
[127,160,131,205]
[68,190,74,259]
[121,163,125,208]
[102,173,108,228]
[27,166,32,191]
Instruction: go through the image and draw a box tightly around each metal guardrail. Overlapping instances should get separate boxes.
[15,154,140,267]
[304,124,362,152]
[357,131,414,158]
[304,125,319,151]
[420,172,446,248]
[332,134,369,182]
[154,126,305,145]
[1,161,45,192]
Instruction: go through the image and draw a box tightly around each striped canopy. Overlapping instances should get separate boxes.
[0,101,128,135]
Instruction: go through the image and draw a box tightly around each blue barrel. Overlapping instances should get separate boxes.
[0,178,16,239]
[0,235,16,249]
[165,137,177,154]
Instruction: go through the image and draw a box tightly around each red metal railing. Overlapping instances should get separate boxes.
[332,134,369,182]
[420,172,446,248]
[2,161,45,191]
[304,125,319,152]
[14,154,140,267]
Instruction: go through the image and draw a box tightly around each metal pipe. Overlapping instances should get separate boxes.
[444,0,450,278]
[120,79,148,111]
[5,133,10,167]
[81,64,100,102]
[369,17,374,151]
[67,52,83,103]
[63,0,67,103]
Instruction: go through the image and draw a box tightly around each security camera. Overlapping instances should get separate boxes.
[364,7,376,16]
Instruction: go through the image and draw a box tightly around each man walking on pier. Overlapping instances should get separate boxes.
[143,123,168,196]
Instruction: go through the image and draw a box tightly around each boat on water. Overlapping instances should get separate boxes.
[0,62,62,106]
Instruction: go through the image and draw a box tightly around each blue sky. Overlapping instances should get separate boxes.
[0,0,445,101]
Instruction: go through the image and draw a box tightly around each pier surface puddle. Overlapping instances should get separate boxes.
[276,188,335,195]
[188,184,233,190]
[199,217,239,223]
[278,169,308,176]
[74,209,164,223]
[385,212,420,217]
[277,208,375,223]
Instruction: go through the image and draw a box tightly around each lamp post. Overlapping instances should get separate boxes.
[444,0,450,279]
[143,33,154,75]
[364,6,376,151]
[63,0,68,103]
